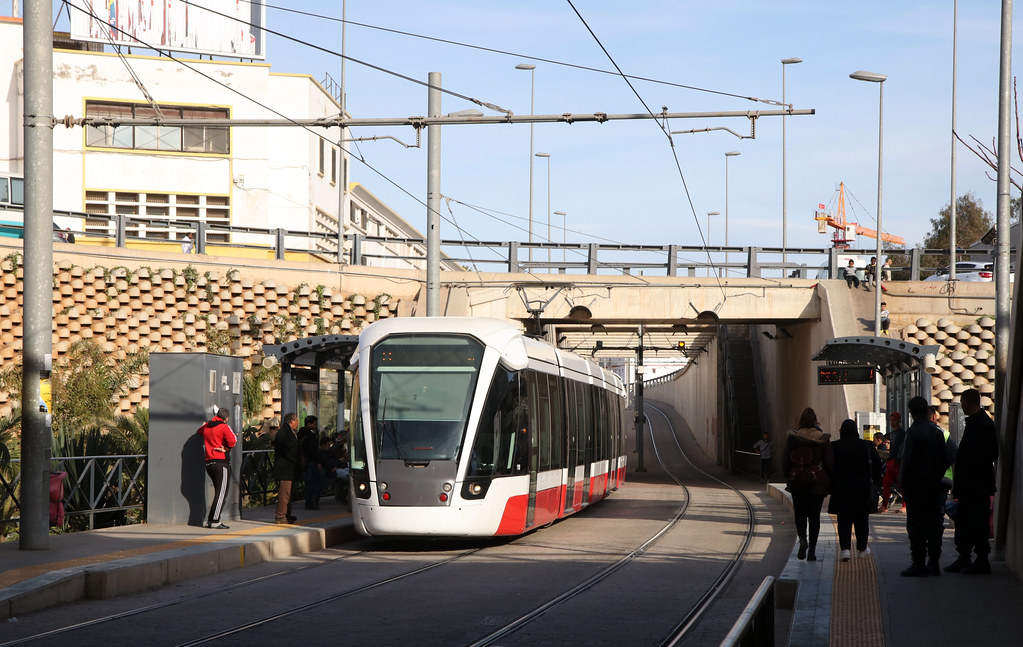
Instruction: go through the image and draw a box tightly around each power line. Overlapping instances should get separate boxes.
[245,0,777,105]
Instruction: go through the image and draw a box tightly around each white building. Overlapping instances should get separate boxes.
[0,15,451,270]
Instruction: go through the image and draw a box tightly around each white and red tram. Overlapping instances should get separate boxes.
[347,317,627,537]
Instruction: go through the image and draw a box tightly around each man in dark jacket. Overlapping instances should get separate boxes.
[899,396,955,576]
[298,416,322,510]
[274,412,301,524]
[945,388,999,574]
[197,408,236,529]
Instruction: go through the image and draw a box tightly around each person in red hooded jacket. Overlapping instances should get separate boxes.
[197,408,237,529]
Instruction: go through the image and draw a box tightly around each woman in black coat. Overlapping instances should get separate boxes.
[828,419,883,561]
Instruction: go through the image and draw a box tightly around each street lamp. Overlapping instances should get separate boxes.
[781,57,802,271]
[516,63,536,267]
[725,151,741,277]
[554,210,567,268]
[536,152,552,271]
[707,211,720,277]
[850,69,886,414]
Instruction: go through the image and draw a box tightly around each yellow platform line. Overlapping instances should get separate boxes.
[0,513,348,590]
[830,517,885,647]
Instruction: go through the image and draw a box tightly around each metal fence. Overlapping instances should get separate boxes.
[0,449,281,534]
[2,203,1002,279]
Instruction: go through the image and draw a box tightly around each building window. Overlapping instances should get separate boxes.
[84,190,231,242]
[85,101,229,154]
[318,139,325,176]
[331,147,337,184]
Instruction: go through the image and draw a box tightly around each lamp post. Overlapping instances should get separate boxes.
[707,211,720,277]
[781,57,802,271]
[536,152,551,270]
[949,1,958,280]
[725,151,740,277]
[554,210,567,269]
[850,69,886,414]
[516,63,536,267]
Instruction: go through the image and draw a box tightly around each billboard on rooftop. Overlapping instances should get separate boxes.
[68,0,265,60]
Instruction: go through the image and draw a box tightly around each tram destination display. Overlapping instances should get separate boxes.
[817,364,876,385]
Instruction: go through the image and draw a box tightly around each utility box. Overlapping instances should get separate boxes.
[148,353,244,525]
[855,411,886,441]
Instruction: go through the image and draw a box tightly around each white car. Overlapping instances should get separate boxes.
[924,261,1013,282]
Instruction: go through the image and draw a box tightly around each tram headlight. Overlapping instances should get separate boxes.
[442,482,453,493]
[379,482,388,492]
[460,479,490,500]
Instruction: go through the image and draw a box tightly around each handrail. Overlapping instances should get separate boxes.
[1,203,1012,278]
[720,575,775,647]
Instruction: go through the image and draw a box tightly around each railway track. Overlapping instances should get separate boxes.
[2,402,765,647]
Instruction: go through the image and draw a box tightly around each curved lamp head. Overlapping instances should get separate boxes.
[781,57,803,65]
[725,151,741,157]
[515,63,536,71]
[850,70,887,83]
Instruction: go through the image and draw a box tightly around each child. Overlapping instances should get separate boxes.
[880,301,890,336]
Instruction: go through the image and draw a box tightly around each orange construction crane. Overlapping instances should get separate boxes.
[813,182,905,249]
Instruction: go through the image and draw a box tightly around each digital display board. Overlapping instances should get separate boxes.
[817,365,876,385]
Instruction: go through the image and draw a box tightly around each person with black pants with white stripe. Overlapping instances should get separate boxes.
[197,408,237,529]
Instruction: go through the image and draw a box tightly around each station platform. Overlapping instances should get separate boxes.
[769,483,1023,646]
[4,487,1023,645]
[0,497,357,619]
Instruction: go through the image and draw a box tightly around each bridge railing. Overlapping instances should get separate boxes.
[2,203,1006,279]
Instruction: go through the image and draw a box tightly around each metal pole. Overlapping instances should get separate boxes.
[725,152,740,278]
[781,57,802,271]
[426,72,441,316]
[634,326,646,472]
[949,0,958,280]
[782,62,788,269]
[546,156,551,269]
[993,0,1013,557]
[873,81,885,413]
[516,64,537,269]
[338,0,348,264]
[21,0,54,550]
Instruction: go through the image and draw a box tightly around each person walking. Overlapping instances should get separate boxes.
[829,419,883,561]
[881,412,905,513]
[196,407,236,529]
[899,396,955,576]
[945,388,999,574]
[274,412,301,524]
[753,432,773,482]
[783,407,834,561]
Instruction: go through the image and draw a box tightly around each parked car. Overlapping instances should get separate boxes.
[924,261,1013,282]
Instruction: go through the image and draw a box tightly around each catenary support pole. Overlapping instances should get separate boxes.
[426,72,441,316]
[634,326,646,472]
[993,0,1013,559]
[21,0,54,550]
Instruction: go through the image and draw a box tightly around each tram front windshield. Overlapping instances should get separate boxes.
[370,334,484,462]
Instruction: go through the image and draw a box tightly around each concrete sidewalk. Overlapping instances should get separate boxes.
[0,497,357,619]
[769,482,1023,646]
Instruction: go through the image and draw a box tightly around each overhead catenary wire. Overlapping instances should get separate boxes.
[241,0,782,106]
[565,0,727,296]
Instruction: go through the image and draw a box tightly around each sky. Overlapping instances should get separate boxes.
[46,1,1022,271]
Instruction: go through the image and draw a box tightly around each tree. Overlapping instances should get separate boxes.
[922,193,993,268]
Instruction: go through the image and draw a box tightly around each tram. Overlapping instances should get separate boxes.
[347,317,628,537]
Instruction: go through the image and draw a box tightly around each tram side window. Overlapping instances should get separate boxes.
[469,366,528,477]
[535,372,552,472]
[349,374,366,474]
[581,384,594,464]
[547,374,563,469]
